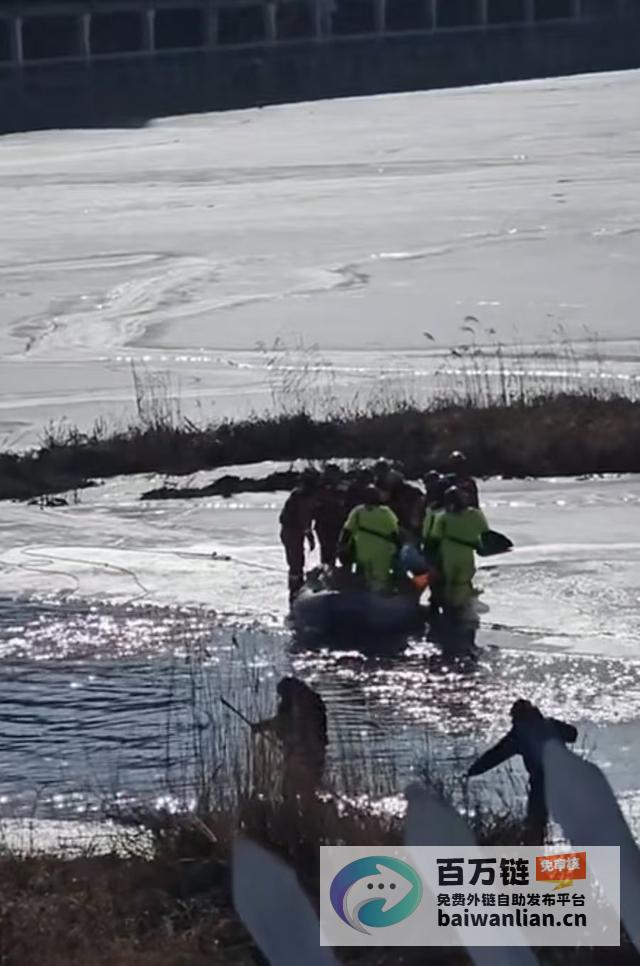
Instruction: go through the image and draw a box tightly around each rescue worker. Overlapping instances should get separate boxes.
[385,468,424,540]
[430,485,488,611]
[447,450,480,508]
[279,468,319,603]
[423,469,443,508]
[468,699,578,845]
[252,676,328,803]
[421,472,445,614]
[340,468,374,570]
[373,459,391,491]
[313,464,347,568]
[344,466,374,515]
[422,472,445,559]
[339,485,400,593]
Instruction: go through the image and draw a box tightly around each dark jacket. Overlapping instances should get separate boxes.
[279,488,315,533]
[387,482,424,534]
[314,483,347,537]
[469,717,578,786]
[454,474,480,509]
[258,686,328,765]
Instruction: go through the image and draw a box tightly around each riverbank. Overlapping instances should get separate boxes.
[3,392,640,502]
[2,789,637,966]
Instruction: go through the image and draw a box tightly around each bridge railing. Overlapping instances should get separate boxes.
[0,0,635,68]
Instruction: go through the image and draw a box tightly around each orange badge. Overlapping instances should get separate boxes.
[536,851,586,890]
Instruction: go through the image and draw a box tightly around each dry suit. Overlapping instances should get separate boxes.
[422,506,442,560]
[422,506,444,610]
[340,504,400,593]
[314,482,347,567]
[431,506,488,609]
[279,488,316,600]
[387,481,424,539]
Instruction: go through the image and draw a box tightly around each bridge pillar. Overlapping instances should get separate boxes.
[265,1,278,41]
[10,16,23,65]
[142,7,155,52]
[205,1,218,46]
[79,12,91,59]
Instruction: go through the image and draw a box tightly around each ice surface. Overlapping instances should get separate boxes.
[2,71,640,444]
[2,473,639,656]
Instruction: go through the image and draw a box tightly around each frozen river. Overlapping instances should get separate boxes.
[1,70,640,444]
[0,71,639,834]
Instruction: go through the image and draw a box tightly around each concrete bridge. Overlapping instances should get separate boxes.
[1,0,639,131]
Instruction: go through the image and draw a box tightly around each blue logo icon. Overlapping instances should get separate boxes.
[330,856,423,934]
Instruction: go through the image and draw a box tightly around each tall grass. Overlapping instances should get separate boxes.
[425,319,640,409]
[106,639,551,862]
[2,327,640,502]
[256,325,640,415]
[130,362,188,433]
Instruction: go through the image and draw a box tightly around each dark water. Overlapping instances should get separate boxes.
[0,596,639,824]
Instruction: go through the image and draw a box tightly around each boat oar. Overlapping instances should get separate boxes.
[477,529,513,557]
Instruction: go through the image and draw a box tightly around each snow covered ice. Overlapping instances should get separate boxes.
[2,69,640,442]
[0,70,640,827]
